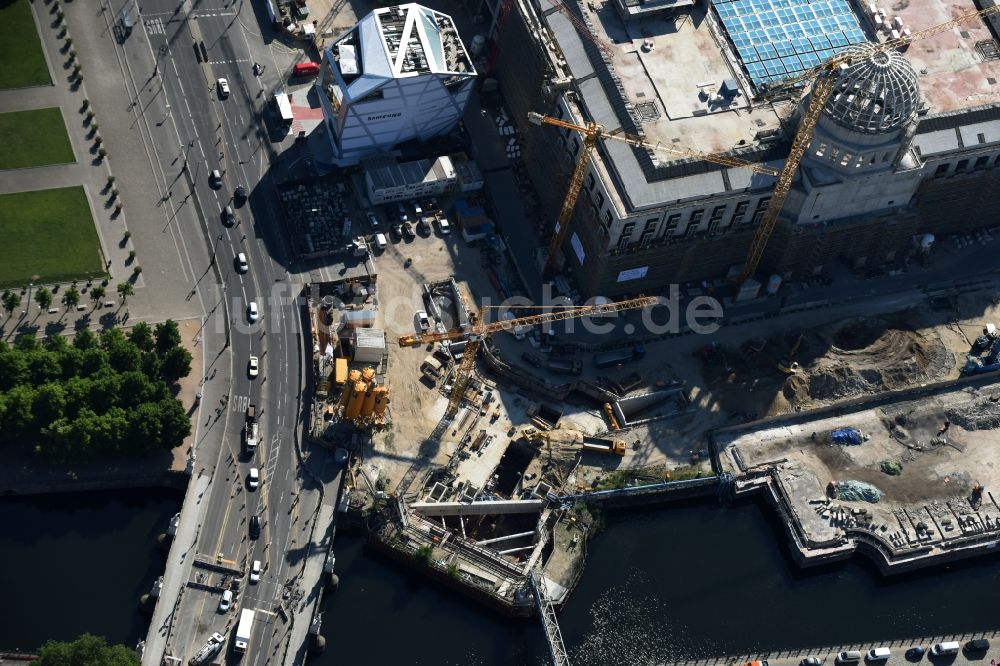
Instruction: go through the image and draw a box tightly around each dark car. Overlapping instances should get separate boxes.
[234,185,248,206]
[249,514,261,539]
[391,224,403,241]
[905,647,925,660]
[417,218,430,235]
[521,351,543,368]
[221,205,235,226]
[401,222,415,240]
[209,169,223,189]
[800,658,821,666]
[965,639,989,653]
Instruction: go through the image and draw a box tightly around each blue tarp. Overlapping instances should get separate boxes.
[830,428,863,445]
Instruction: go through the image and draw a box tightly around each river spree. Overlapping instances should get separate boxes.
[0,489,181,653]
[1,494,998,663]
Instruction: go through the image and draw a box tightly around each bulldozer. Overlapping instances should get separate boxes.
[777,334,804,374]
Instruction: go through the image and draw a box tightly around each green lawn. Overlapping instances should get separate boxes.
[0,187,104,287]
[0,0,51,89]
[0,108,74,170]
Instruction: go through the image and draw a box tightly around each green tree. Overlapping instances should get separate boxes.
[154,319,182,355]
[73,328,98,350]
[160,345,193,382]
[116,281,134,304]
[90,285,106,307]
[35,287,53,311]
[35,633,139,666]
[2,289,20,316]
[62,286,80,310]
[157,397,192,449]
[127,321,154,352]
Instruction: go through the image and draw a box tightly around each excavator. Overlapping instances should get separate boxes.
[777,334,804,374]
[522,428,627,457]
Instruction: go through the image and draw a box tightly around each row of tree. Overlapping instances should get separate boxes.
[33,633,139,666]
[1,282,135,315]
[0,320,193,464]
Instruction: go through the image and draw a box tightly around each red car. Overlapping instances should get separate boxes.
[292,62,320,78]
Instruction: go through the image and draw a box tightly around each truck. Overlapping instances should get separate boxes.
[547,358,582,376]
[594,344,645,369]
[189,632,225,665]
[244,405,259,454]
[234,609,255,654]
[581,435,627,456]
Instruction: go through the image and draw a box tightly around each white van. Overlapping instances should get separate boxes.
[373,233,387,251]
[930,642,960,656]
[867,648,890,661]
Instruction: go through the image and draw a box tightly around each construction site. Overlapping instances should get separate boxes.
[280,0,1000,659]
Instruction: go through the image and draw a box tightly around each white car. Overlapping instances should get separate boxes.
[248,467,259,490]
[248,356,259,378]
[416,310,430,332]
[247,301,259,323]
[249,560,261,584]
[218,589,233,612]
[235,252,248,274]
[366,211,379,228]
[217,78,230,98]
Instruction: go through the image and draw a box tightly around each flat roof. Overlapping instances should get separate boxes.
[542,0,1000,211]
[887,0,1000,114]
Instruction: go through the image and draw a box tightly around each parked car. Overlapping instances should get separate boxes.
[965,639,990,653]
[800,658,821,666]
[416,310,430,332]
[222,204,235,226]
[218,589,233,612]
[836,652,862,664]
[412,202,423,219]
[391,224,403,241]
[866,648,891,661]
[235,252,248,273]
[249,514,261,539]
[521,351,543,368]
[436,218,452,235]
[217,78,230,98]
[396,202,409,223]
[248,355,259,378]
[401,222,415,240]
[249,560,261,583]
[905,647,925,660]
[247,301,259,323]
[366,211,379,228]
[248,467,259,490]
[209,170,223,189]
[417,218,430,235]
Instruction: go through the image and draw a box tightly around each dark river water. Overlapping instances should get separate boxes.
[1,493,998,664]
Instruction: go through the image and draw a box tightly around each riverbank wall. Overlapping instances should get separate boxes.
[0,469,187,497]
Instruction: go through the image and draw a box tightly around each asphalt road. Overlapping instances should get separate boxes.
[131,0,311,660]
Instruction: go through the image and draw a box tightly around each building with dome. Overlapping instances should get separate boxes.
[316,3,476,166]
[484,0,1000,297]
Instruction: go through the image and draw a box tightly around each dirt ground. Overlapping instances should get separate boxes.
[719,382,1000,547]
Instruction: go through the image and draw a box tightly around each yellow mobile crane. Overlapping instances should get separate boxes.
[527,112,780,277]
[398,295,657,417]
[735,5,1000,286]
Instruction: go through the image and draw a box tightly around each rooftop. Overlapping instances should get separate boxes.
[330,3,474,86]
[541,0,1000,207]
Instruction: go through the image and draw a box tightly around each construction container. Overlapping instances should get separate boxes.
[345,381,367,420]
[360,382,379,418]
[373,386,390,417]
[342,310,376,329]
[353,328,386,364]
[334,358,349,385]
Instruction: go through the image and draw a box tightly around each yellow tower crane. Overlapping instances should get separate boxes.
[526,112,780,277]
[735,5,1000,286]
[398,295,658,417]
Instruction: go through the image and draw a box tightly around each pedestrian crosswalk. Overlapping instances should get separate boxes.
[206,59,252,65]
